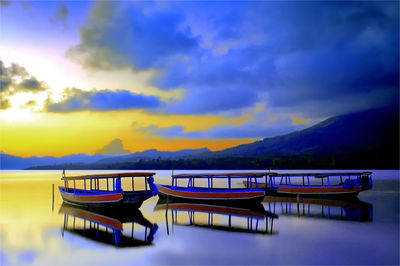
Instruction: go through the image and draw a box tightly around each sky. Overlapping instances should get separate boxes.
[0,1,398,158]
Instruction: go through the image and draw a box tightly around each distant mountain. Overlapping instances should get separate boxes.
[199,107,398,162]
[0,148,211,170]
[0,153,112,170]
[15,107,400,170]
[94,148,211,164]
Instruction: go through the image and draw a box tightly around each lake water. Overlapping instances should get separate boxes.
[0,170,398,265]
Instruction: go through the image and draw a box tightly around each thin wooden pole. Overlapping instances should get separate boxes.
[52,184,54,212]
[107,178,109,191]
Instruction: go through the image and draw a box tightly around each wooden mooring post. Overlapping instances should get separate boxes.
[52,183,55,212]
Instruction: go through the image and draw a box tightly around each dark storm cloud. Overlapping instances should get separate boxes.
[17,78,44,91]
[66,2,198,70]
[167,86,259,114]
[0,60,48,109]
[67,1,399,117]
[46,88,162,112]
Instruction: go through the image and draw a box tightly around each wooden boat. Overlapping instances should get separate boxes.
[263,196,373,222]
[244,172,373,198]
[154,198,277,235]
[155,172,267,204]
[59,171,159,208]
[59,203,158,247]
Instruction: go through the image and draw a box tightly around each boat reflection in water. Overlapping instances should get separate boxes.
[155,197,278,235]
[59,203,158,247]
[263,196,373,222]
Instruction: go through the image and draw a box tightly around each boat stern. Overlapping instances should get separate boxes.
[359,174,373,191]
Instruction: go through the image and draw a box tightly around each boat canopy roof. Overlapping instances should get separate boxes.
[172,172,274,178]
[61,172,156,181]
[269,172,372,177]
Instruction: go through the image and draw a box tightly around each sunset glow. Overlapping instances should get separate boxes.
[1,1,397,157]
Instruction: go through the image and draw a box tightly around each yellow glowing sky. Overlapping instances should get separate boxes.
[0,44,260,157]
[0,108,256,157]
[0,2,315,158]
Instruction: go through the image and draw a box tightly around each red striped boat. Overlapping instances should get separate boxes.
[155,172,266,204]
[243,172,373,198]
[59,171,159,208]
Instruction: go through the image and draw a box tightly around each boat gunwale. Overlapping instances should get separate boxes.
[246,183,366,189]
[59,187,123,196]
[156,184,265,193]
[171,172,273,178]
[59,187,155,196]
[267,172,372,177]
[156,184,265,201]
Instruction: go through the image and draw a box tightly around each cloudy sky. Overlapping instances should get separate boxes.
[0,1,398,157]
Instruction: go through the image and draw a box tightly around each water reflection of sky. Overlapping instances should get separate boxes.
[0,170,398,265]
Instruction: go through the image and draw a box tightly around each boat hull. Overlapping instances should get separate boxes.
[274,186,363,198]
[59,187,153,208]
[243,181,366,198]
[156,184,265,205]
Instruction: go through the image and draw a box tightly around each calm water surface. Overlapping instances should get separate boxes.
[0,170,398,265]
